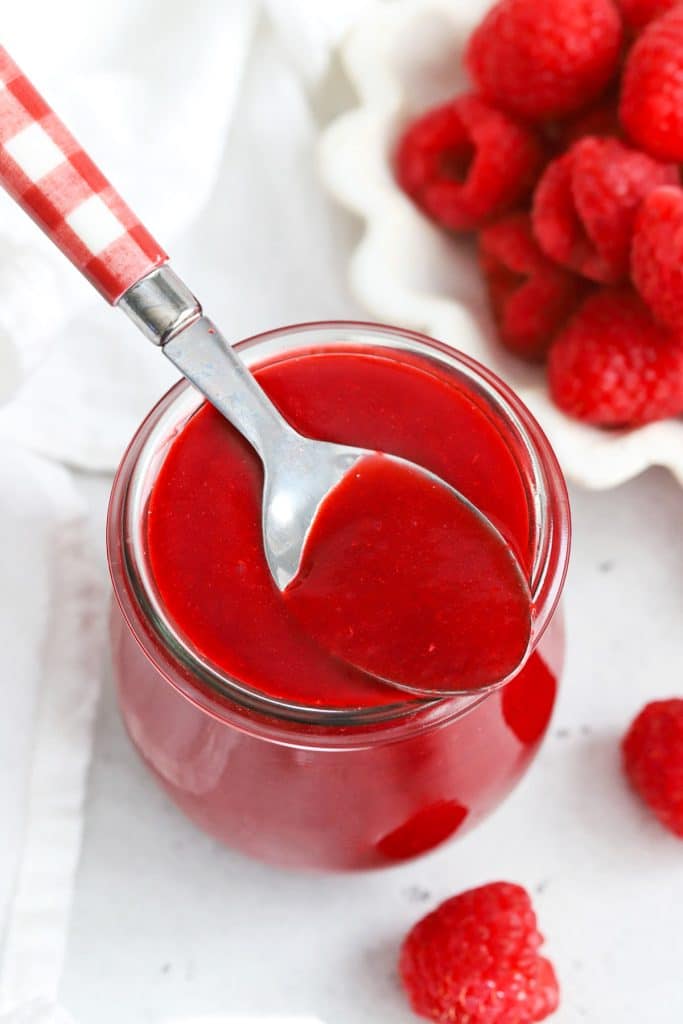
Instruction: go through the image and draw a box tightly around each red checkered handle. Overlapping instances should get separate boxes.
[0,47,168,304]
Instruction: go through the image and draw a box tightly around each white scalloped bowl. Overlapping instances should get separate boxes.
[318,0,683,489]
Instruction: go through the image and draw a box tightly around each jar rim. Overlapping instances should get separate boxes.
[107,320,570,729]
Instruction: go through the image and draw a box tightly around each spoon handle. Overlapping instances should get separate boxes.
[0,46,167,303]
[0,46,295,462]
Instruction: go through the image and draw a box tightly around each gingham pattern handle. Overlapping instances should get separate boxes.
[0,47,168,304]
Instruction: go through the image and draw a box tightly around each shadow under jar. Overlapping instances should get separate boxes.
[108,322,570,871]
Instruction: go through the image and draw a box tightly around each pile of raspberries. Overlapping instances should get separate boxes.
[395,0,683,428]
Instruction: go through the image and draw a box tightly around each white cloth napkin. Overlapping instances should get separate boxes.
[0,443,104,1013]
[0,0,367,471]
[0,1,365,1021]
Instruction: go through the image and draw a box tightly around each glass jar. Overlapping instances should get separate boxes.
[107,322,570,871]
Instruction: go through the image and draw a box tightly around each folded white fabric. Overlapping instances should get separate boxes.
[264,0,369,82]
[0,445,104,1011]
[0,242,71,405]
[0,0,255,467]
[0,0,362,473]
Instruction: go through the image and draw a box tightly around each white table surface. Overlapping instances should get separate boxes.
[59,466,683,1023]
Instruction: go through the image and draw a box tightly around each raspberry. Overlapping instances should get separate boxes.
[548,288,683,425]
[622,699,683,837]
[632,186,683,328]
[532,137,677,283]
[620,8,683,159]
[479,213,586,361]
[395,95,544,231]
[399,881,559,1024]
[618,0,680,30]
[466,0,623,121]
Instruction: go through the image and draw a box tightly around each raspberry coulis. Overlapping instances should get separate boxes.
[146,347,533,706]
[285,453,531,693]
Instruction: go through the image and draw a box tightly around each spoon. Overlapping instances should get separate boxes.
[0,47,531,693]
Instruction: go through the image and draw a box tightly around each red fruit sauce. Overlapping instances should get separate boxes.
[284,453,531,693]
[146,350,533,702]
[111,341,566,870]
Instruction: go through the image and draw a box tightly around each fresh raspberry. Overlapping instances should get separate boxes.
[618,0,680,31]
[395,95,544,231]
[532,137,677,283]
[465,0,623,121]
[632,186,683,328]
[399,881,559,1024]
[548,288,683,425]
[479,213,586,361]
[620,8,683,159]
[622,699,683,837]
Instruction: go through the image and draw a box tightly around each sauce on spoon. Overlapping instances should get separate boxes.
[284,453,531,692]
